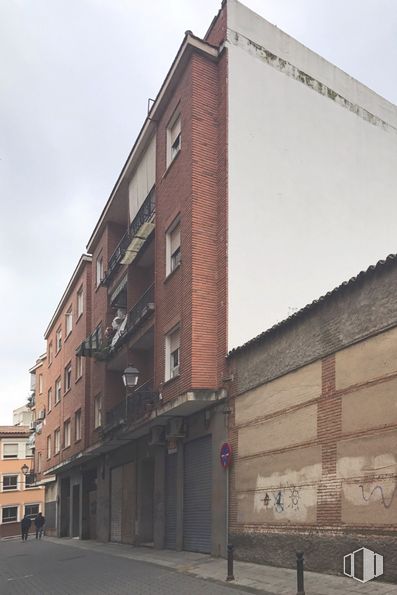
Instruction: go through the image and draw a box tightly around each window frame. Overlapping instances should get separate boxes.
[166,110,181,167]
[76,355,83,380]
[56,327,62,353]
[65,306,73,337]
[2,443,18,460]
[2,474,19,492]
[47,387,52,412]
[64,362,72,393]
[55,377,62,404]
[166,218,181,277]
[48,340,53,365]
[77,286,84,318]
[54,428,61,454]
[75,409,82,442]
[96,256,104,288]
[47,435,51,460]
[94,395,102,429]
[2,506,18,524]
[165,326,180,381]
[63,419,71,449]
[24,504,40,519]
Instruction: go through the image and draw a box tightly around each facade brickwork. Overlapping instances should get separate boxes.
[228,259,397,581]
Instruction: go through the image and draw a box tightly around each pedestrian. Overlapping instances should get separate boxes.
[34,512,45,539]
[21,514,31,541]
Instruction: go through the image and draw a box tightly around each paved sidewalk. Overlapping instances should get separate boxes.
[46,537,397,595]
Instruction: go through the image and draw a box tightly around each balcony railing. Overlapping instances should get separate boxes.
[127,284,154,334]
[102,189,156,286]
[105,381,159,430]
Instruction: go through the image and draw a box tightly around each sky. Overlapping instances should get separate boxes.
[1,0,396,424]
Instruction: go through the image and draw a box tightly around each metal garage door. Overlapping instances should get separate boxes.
[110,466,122,542]
[183,435,212,553]
[165,453,177,549]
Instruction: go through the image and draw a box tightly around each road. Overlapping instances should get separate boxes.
[0,537,254,595]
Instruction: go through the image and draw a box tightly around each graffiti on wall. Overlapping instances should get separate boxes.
[260,484,302,513]
[359,483,397,509]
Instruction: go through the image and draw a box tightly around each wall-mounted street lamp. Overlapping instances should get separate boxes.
[122,365,140,389]
[122,365,139,422]
[21,464,30,476]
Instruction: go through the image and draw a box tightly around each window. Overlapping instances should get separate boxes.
[54,428,60,454]
[37,452,42,473]
[25,474,35,489]
[3,443,18,459]
[64,419,71,448]
[2,506,18,523]
[65,306,73,336]
[55,378,61,404]
[165,326,180,381]
[64,363,72,393]
[166,219,181,276]
[94,395,102,429]
[56,327,62,352]
[2,475,18,491]
[48,341,53,365]
[75,410,82,442]
[47,388,52,412]
[25,444,34,458]
[77,286,84,317]
[167,111,181,166]
[25,504,39,519]
[76,355,83,380]
[96,256,104,287]
[38,374,43,394]
[47,435,51,459]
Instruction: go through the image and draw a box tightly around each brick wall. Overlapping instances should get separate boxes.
[38,260,92,477]
[228,259,397,581]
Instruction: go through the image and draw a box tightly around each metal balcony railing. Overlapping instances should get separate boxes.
[102,189,156,286]
[127,284,155,335]
[105,381,159,430]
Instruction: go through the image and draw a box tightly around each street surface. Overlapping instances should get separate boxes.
[0,537,256,595]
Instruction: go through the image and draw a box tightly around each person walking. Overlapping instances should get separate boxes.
[21,514,31,541]
[34,512,45,539]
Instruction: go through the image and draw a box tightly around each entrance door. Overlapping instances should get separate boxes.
[88,490,97,540]
[60,477,70,537]
[138,458,154,545]
[183,435,212,553]
[110,466,123,542]
[72,484,80,537]
[165,453,177,549]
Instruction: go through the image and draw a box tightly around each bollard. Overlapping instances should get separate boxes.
[226,544,235,581]
[296,551,305,595]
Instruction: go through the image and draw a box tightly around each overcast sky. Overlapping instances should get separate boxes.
[1,0,396,424]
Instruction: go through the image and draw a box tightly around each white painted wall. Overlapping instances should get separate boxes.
[226,0,397,350]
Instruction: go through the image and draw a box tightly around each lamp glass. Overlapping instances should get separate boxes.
[122,366,139,388]
[21,464,29,476]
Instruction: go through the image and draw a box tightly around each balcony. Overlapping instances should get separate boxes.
[77,285,155,362]
[102,189,156,287]
[105,381,159,431]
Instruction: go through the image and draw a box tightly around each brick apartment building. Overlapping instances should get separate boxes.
[0,416,44,538]
[29,0,397,564]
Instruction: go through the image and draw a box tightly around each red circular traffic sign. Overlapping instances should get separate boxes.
[220,442,232,469]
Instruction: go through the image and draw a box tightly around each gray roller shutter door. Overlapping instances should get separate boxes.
[110,466,122,542]
[183,435,212,553]
[165,453,177,549]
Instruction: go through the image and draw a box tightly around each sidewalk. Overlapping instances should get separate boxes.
[47,537,397,595]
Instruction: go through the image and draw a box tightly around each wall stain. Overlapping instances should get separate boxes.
[230,29,397,135]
